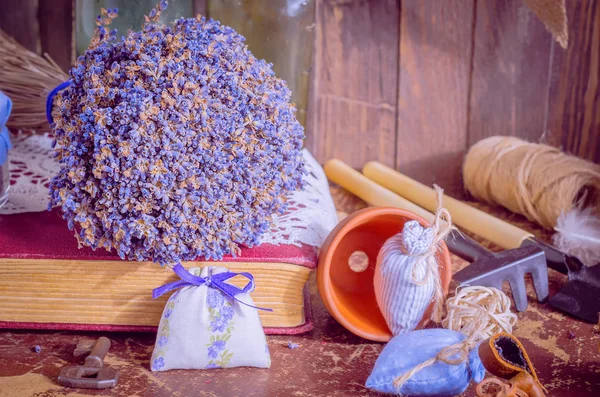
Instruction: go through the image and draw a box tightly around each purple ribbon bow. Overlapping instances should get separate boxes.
[152,264,273,312]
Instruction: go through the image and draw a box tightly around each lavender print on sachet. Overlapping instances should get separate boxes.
[48,1,305,266]
[151,266,271,371]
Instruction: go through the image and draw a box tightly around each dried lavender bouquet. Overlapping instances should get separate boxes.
[50,1,305,265]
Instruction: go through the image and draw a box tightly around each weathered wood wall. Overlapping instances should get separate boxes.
[306,0,600,195]
[1,0,598,195]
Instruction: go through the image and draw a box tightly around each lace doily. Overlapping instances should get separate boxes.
[0,133,59,214]
[0,133,338,249]
[261,149,339,248]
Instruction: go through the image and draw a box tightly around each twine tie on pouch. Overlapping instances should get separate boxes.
[393,285,517,392]
[406,189,453,323]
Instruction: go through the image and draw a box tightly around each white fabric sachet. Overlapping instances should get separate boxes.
[374,221,436,336]
[151,266,271,371]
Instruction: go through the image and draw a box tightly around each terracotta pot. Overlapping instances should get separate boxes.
[317,207,452,342]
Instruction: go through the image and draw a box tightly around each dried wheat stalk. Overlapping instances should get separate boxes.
[0,29,69,132]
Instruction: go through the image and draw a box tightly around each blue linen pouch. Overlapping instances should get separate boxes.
[0,91,12,166]
[366,329,485,396]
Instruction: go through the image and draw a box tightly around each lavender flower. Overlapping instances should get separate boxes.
[207,288,224,310]
[152,356,165,370]
[220,304,234,322]
[207,340,226,358]
[210,316,229,333]
[49,1,305,266]
[163,305,173,318]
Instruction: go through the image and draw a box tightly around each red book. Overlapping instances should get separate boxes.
[0,209,316,334]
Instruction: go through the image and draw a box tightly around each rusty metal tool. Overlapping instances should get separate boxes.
[449,230,548,311]
[362,161,600,323]
[58,337,119,389]
[323,160,548,312]
[73,339,96,357]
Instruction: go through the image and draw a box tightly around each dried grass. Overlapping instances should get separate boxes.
[0,29,69,132]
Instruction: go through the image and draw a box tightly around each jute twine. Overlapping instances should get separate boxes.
[463,136,600,230]
[442,286,517,340]
[409,185,453,324]
[524,0,568,49]
[393,286,517,393]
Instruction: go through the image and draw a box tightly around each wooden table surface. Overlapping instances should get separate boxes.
[0,186,599,397]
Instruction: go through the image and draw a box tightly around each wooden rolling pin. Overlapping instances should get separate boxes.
[324,159,434,223]
[362,161,534,250]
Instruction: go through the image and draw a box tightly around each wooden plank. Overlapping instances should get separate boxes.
[306,0,399,168]
[547,0,600,162]
[38,0,73,71]
[193,0,207,16]
[0,0,39,52]
[468,0,553,145]
[396,0,475,196]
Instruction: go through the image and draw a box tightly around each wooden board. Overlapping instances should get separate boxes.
[396,0,475,196]
[468,0,554,145]
[38,0,73,72]
[0,0,38,52]
[193,0,207,16]
[547,0,600,162]
[306,0,399,168]
[1,0,599,185]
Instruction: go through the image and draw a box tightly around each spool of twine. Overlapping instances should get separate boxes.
[463,136,600,230]
[393,286,517,394]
